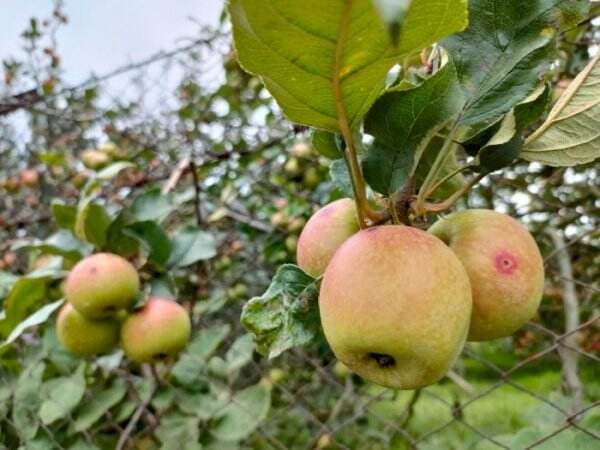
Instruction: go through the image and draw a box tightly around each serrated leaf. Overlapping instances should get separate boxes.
[12,363,45,441]
[523,55,600,166]
[155,411,201,450]
[1,299,63,349]
[168,226,217,268]
[230,0,468,131]
[224,334,255,375]
[72,379,127,432]
[131,188,175,222]
[12,229,91,261]
[210,382,271,442]
[241,264,320,358]
[51,201,77,231]
[444,0,588,126]
[0,277,48,337]
[312,130,342,159]
[39,363,86,425]
[363,61,463,194]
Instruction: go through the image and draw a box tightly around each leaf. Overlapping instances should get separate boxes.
[51,201,77,231]
[224,333,255,375]
[177,385,230,420]
[155,411,201,450]
[372,0,413,44]
[329,159,354,198]
[39,363,86,425]
[168,226,217,268]
[123,221,171,267]
[229,0,468,131]
[12,229,91,261]
[95,161,135,180]
[172,324,231,388]
[210,381,271,442]
[131,188,174,222]
[475,112,523,172]
[1,299,64,349]
[312,130,342,159]
[414,137,464,199]
[363,61,463,194]
[444,0,589,126]
[72,379,127,432]
[82,203,112,248]
[241,264,320,358]
[12,363,45,441]
[0,277,48,337]
[523,55,600,166]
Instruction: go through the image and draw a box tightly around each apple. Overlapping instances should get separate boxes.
[120,298,191,363]
[81,149,110,170]
[319,225,472,389]
[56,303,119,355]
[20,169,39,188]
[297,198,359,277]
[290,141,313,158]
[429,209,544,341]
[65,253,140,318]
[302,167,320,188]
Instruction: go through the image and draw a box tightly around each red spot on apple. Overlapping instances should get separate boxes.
[495,251,517,275]
[89,266,97,274]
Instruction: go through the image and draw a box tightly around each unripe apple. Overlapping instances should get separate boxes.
[297,199,359,277]
[56,303,120,355]
[270,211,288,228]
[290,141,313,158]
[284,157,301,176]
[302,167,320,188]
[429,209,544,341]
[65,253,140,318]
[287,217,306,233]
[120,298,191,363]
[285,235,298,253]
[319,225,472,389]
[81,149,110,170]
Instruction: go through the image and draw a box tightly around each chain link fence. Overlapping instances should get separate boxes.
[0,19,598,450]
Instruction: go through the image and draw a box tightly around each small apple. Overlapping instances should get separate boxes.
[20,169,39,188]
[285,235,298,253]
[290,141,312,158]
[284,157,301,176]
[65,253,140,318]
[81,149,110,170]
[270,211,288,228]
[120,298,191,363]
[297,198,359,277]
[56,303,119,355]
[287,217,306,233]
[302,167,320,188]
[429,209,544,341]
[319,225,472,389]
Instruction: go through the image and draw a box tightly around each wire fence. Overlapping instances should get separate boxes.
[0,24,598,450]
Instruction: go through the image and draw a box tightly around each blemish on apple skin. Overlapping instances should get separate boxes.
[494,251,518,275]
[89,266,97,275]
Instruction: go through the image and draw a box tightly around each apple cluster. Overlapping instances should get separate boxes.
[297,201,544,390]
[56,253,191,363]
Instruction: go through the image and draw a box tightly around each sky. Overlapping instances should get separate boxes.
[1,0,224,85]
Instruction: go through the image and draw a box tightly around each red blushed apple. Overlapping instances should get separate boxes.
[319,225,472,390]
[297,198,359,277]
[429,209,544,341]
[65,253,140,318]
[120,298,191,363]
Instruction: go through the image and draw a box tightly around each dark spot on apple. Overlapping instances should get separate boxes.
[369,352,395,368]
[494,251,518,275]
[154,353,168,360]
[89,266,97,274]
[103,305,116,313]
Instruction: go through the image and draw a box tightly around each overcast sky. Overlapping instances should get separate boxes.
[1,0,224,85]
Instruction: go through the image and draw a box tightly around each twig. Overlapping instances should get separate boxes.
[116,381,158,450]
[161,157,190,194]
[189,160,203,225]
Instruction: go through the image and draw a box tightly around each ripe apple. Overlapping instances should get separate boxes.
[297,198,359,277]
[319,225,472,389]
[429,209,544,341]
[65,253,140,318]
[120,298,191,363]
[56,303,119,355]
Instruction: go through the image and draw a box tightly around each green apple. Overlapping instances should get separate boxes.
[65,253,140,318]
[297,198,358,277]
[56,303,119,355]
[120,298,191,363]
[319,225,472,389]
[429,209,544,341]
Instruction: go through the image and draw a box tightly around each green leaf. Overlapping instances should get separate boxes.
[155,411,201,450]
[123,221,171,267]
[523,55,600,166]
[1,299,64,349]
[12,363,45,441]
[178,386,230,420]
[12,229,91,261]
[172,324,231,387]
[475,112,523,172]
[39,363,86,425]
[241,264,320,358]
[224,333,255,375]
[0,277,48,337]
[95,161,135,180]
[514,82,552,131]
[229,0,468,131]
[312,130,342,159]
[131,188,174,222]
[168,226,217,268]
[72,379,127,432]
[51,201,77,231]
[444,0,588,126]
[363,61,463,194]
[372,0,413,45]
[210,381,271,442]
[330,159,354,198]
[414,137,464,199]
[83,203,112,248]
